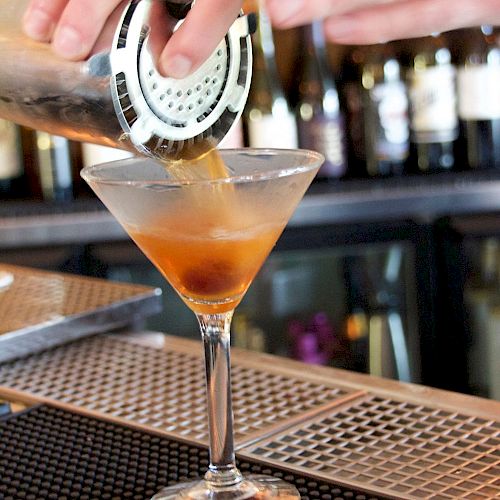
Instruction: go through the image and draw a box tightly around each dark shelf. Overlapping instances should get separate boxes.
[1,170,500,248]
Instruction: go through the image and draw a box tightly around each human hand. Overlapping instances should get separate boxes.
[22,0,243,78]
[265,0,500,45]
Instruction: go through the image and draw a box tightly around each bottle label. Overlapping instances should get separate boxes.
[369,81,409,159]
[81,143,134,168]
[458,65,500,120]
[408,65,458,143]
[298,115,346,178]
[247,111,298,149]
[51,135,73,190]
[0,120,22,180]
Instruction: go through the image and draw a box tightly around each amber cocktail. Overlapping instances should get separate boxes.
[82,148,323,499]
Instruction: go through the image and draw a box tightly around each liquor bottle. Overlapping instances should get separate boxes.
[244,8,298,148]
[361,43,410,176]
[0,119,25,198]
[406,34,458,172]
[296,22,346,179]
[457,26,500,169]
[339,45,367,177]
[35,131,74,201]
[81,143,134,168]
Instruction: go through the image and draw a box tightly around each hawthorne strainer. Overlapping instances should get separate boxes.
[0,0,253,160]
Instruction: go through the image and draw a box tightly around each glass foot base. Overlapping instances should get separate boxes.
[151,474,300,500]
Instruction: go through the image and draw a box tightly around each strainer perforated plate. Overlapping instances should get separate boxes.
[0,334,362,447]
[140,45,228,127]
[111,0,252,158]
[0,265,161,363]
[240,394,500,500]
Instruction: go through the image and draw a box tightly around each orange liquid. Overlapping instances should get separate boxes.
[130,222,282,314]
[127,147,283,314]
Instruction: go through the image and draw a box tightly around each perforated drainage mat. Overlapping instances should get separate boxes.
[0,265,161,363]
[242,394,500,499]
[0,405,384,500]
[0,335,361,446]
[1,335,499,499]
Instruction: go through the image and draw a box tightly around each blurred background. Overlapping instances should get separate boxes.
[1,6,499,401]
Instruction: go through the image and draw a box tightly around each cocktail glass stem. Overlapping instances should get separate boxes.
[197,311,243,489]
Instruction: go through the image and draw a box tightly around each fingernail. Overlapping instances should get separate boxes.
[53,26,84,59]
[268,0,304,26]
[161,54,192,79]
[326,17,359,41]
[22,8,54,41]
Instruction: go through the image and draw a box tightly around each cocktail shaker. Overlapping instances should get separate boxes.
[0,0,253,160]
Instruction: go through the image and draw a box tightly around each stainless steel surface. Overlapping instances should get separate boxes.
[0,0,252,160]
[0,265,162,363]
[0,333,359,446]
[241,394,500,500]
[0,333,499,499]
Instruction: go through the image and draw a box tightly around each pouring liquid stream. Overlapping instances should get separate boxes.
[126,144,284,314]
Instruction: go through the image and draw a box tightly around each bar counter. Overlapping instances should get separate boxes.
[1,329,499,499]
[0,264,500,500]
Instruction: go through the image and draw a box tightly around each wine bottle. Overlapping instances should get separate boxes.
[457,26,500,169]
[361,43,410,176]
[0,119,25,198]
[35,131,74,201]
[296,22,346,179]
[406,34,458,172]
[244,8,298,148]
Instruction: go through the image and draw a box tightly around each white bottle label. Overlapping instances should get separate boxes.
[408,65,458,142]
[371,81,409,158]
[82,143,134,168]
[458,65,500,120]
[52,135,72,190]
[248,111,298,149]
[0,120,22,180]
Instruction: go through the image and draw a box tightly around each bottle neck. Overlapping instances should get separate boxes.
[299,22,339,115]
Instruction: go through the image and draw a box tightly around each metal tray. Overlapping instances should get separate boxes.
[0,264,162,363]
[1,334,498,499]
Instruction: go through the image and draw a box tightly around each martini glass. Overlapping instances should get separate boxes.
[81,148,324,499]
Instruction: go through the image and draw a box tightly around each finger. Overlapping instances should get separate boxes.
[22,0,70,42]
[92,0,131,55]
[52,0,124,60]
[265,0,401,29]
[145,2,177,63]
[324,0,500,45]
[158,0,244,78]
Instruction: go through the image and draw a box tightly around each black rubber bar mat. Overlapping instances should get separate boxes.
[0,405,384,500]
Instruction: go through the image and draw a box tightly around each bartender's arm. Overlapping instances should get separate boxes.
[23,0,500,78]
